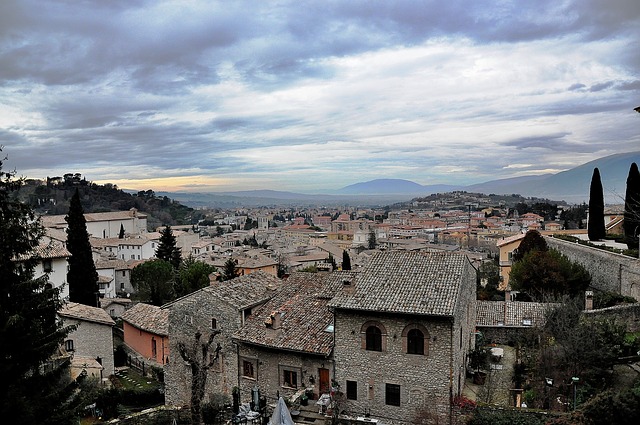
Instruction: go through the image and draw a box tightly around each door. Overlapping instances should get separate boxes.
[319,368,330,394]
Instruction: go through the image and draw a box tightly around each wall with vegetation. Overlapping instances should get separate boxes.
[545,236,640,299]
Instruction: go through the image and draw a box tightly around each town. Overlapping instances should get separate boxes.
[4,163,640,425]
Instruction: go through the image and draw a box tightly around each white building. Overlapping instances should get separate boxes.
[41,208,148,239]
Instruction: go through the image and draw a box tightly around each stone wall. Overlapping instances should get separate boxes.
[332,311,454,424]
[236,344,329,406]
[584,303,640,332]
[164,290,243,407]
[545,236,640,299]
[63,318,115,377]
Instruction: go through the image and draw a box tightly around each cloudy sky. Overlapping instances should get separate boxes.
[1,0,639,193]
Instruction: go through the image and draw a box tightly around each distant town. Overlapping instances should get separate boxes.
[6,165,640,425]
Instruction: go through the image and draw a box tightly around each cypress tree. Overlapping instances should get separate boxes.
[66,189,99,306]
[0,154,78,423]
[623,162,640,249]
[342,250,352,270]
[156,225,182,269]
[588,167,606,241]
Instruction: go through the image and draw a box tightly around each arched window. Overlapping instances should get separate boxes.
[402,324,429,356]
[407,329,424,355]
[366,326,382,351]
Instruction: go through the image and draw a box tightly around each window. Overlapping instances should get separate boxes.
[42,259,53,272]
[385,383,401,406]
[65,339,74,352]
[211,318,217,329]
[402,324,429,356]
[366,326,382,351]
[122,271,126,277]
[407,329,424,355]
[151,338,157,358]
[242,360,255,378]
[346,380,357,400]
[281,367,298,388]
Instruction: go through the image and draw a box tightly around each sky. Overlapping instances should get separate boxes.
[1,0,639,193]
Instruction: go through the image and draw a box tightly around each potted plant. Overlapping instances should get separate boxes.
[300,393,309,406]
[469,346,489,385]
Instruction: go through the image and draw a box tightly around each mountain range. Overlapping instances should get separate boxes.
[160,151,640,207]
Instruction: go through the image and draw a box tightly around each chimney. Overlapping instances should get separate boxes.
[585,291,593,311]
[342,279,355,295]
[265,311,283,338]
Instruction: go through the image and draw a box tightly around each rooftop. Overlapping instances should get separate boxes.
[233,271,357,355]
[59,302,116,326]
[328,251,471,317]
[121,302,169,336]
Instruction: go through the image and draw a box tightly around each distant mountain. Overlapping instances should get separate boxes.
[469,151,640,203]
[337,179,459,195]
[160,151,640,207]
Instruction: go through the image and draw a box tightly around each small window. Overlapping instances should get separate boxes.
[346,380,357,400]
[522,318,532,326]
[243,360,255,378]
[42,259,53,273]
[151,338,157,358]
[407,329,424,355]
[366,326,382,351]
[211,318,217,329]
[385,383,401,406]
[282,369,298,388]
[122,270,126,277]
[65,339,74,352]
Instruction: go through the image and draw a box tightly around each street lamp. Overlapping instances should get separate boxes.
[571,377,580,410]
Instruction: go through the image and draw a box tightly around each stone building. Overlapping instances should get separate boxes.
[164,271,282,407]
[232,271,357,403]
[328,251,477,424]
[58,302,115,382]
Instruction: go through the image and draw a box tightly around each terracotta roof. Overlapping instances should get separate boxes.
[16,240,71,262]
[476,300,556,327]
[165,270,282,311]
[496,233,526,247]
[100,298,132,308]
[121,303,169,336]
[233,271,357,355]
[328,251,470,317]
[59,302,116,326]
[206,271,282,309]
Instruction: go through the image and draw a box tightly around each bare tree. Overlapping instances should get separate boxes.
[178,330,223,425]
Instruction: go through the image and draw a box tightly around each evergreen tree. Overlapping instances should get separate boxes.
[219,258,239,281]
[342,250,352,270]
[513,229,548,262]
[328,253,337,271]
[131,259,176,306]
[367,230,377,249]
[156,225,182,268]
[0,154,79,424]
[66,189,99,306]
[175,257,217,298]
[588,167,606,241]
[623,162,640,249]
[118,223,125,239]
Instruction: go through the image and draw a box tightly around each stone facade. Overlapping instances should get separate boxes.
[329,251,477,425]
[164,271,281,408]
[58,302,115,380]
[545,236,640,298]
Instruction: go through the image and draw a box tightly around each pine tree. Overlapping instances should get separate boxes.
[0,154,78,424]
[588,167,606,241]
[156,225,182,268]
[513,230,548,262]
[118,223,125,239]
[219,258,239,281]
[367,230,377,249]
[342,250,352,270]
[66,189,99,307]
[624,162,640,249]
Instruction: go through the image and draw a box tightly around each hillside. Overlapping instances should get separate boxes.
[19,175,200,230]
